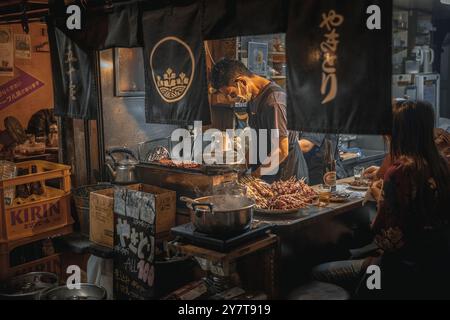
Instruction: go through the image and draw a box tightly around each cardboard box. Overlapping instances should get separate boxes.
[89,184,176,248]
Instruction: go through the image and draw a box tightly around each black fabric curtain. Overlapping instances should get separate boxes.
[202,0,288,40]
[47,3,141,120]
[47,0,393,132]
[50,3,141,50]
[141,2,211,125]
[286,0,393,134]
[47,22,99,120]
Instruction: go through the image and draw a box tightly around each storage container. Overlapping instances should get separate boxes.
[0,160,73,242]
[89,184,176,248]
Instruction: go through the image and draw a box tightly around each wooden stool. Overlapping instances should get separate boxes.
[288,281,350,300]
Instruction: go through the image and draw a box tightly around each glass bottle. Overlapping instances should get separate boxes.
[323,138,337,191]
[16,168,30,198]
[30,165,44,195]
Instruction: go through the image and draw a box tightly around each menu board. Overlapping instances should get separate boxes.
[113,188,156,300]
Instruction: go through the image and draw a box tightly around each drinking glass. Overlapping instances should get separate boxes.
[317,184,332,207]
[353,166,365,181]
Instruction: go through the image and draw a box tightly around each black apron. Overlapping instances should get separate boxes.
[248,84,309,184]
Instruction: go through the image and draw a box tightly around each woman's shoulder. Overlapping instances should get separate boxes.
[384,156,416,180]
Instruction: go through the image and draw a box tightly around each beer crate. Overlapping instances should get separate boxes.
[0,223,72,281]
[0,160,73,242]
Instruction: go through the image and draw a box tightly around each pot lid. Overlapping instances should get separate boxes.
[117,155,139,166]
[0,272,58,297]
[39,284,107,300]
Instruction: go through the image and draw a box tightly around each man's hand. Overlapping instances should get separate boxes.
[363,166,380,180]
[251,167,262,178]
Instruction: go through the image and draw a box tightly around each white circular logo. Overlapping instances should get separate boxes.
[150,36,195,103]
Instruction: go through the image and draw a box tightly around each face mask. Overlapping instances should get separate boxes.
[236,81,252,103]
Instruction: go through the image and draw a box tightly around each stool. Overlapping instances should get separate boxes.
[287,281,350,300]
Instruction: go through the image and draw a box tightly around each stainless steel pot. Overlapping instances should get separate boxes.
[0,272,59,300]
[106,147,138,184]
[39,283,107,300]
[182,195,255,236]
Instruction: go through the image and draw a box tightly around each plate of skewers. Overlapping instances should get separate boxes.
[238,176,318,216]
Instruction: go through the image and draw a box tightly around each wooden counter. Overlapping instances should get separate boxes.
[253,177,369,229]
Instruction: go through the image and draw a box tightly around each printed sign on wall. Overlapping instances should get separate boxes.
[113,188,156,300]
[0,68,44,111]
[286,0,393,134]
[14,34,32,60]
[0,28,14,77]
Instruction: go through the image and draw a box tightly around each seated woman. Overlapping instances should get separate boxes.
[312,100,450,299]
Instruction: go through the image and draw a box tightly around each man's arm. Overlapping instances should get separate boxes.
[299,139,315,153]
[252,136,289,177]
[299,133,325,154]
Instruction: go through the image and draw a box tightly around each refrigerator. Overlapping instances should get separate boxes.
[392,73,441,124]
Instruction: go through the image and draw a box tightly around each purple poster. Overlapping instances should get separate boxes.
[0,68,44,111]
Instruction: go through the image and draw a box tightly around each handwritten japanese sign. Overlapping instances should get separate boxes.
[113,188,156,300]
[286,0,392,134]
[0,68,44,111]
[319,10,344,104]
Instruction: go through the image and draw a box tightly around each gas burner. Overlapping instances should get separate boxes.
[171,223,274,252]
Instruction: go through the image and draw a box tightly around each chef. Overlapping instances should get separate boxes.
[299,133,344,185]
[211,59,309,183]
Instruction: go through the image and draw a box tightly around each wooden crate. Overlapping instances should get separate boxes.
[0,224,72,281]
[9,253,62,280]
[0,161,73,242]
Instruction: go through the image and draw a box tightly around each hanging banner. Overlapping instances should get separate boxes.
[203,0,288,40]
[114,188,156,300]
[47,23,98,120]
[0,68,44,111]
[142,2,211,125]
[14,34,32,60]
[0,28,14,77]
[51,3,141,50]
[286,0,392,134]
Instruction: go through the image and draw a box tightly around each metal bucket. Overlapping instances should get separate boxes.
[0,272,59,300]
[72,183,112,236]
[39,283,107,300]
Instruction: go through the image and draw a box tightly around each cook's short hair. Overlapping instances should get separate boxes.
[211,58,254,90]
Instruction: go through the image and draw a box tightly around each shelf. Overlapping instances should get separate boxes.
[271,76,286,79]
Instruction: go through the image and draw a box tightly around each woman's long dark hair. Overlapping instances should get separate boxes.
[391,100,450,219]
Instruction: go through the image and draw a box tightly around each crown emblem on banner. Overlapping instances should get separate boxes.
[156,68,190,101]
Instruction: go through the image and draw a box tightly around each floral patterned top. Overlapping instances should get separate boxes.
[371,156,450,259]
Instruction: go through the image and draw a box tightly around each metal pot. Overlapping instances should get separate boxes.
[39,283,107,300]
[105,147,138,184]
[182,195,255,236]
[0,272,59,300]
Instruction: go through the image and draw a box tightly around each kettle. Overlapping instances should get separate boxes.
[421,45,434,74]
[105,147,139,184]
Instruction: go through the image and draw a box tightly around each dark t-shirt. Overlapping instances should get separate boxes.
[301,132,341,185]
[247,82,308,182]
